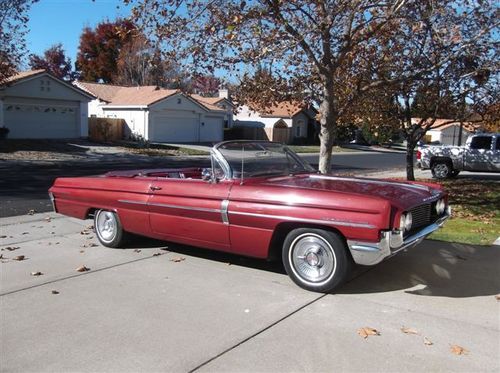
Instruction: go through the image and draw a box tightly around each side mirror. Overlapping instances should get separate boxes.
[201,168,214,182]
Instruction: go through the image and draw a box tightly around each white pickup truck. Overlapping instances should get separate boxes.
[416,133,500,179]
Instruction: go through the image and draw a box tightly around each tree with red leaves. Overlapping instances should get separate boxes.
[191,75,221,96]
[29,44,73,80]
[76,19,136,83]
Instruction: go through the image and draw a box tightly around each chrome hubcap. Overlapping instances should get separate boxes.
[434,164,448,178]
[96,211,116,242]
[290,234,336,284]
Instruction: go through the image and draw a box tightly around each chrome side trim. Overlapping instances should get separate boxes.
[118,199,148,206]
[347,209,451,266]
[48,192,57,213]
[148,202,221,214]
[229,210,376,229]
[119,199,221,214]
[221,199,230,225]
[309,174,430,191]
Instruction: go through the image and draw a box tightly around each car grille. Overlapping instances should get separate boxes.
[409,204,432,230]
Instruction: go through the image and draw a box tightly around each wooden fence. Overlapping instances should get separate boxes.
[88,117,125,142]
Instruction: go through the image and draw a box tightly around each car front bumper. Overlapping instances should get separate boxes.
[347,207,451,266]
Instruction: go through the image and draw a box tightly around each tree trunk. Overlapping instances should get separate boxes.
[318,87,336,174]
[406,139,415,181]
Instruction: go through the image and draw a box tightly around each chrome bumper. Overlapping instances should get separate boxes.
[347,207,451,266]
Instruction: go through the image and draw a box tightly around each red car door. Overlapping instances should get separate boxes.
[148,178,232,250]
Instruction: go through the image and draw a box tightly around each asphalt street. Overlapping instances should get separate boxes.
[1,212,499,372]
[0,151,408,217]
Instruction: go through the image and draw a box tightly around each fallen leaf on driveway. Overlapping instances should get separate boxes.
[21,232,29,235]
[401,327,419,335]
[0,235,7,238]
[495,294,500,301]
[357,327,380,339]
[152,252,162,257]
[450,345,468,355]
[31,271,43,276]
[76,265,90,272]
[45,217,51,222]
[12,255,26,261]
[28,209,35,215]
[133,249,142,253]
[86,225,94,230]
[80,250,85,253]
[423,337,433,346]
[80,230,91,235]
[4,246,20,251]
[170,257,185,262]
[51,290,59,294]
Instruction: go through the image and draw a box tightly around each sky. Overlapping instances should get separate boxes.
[25,0,131,68]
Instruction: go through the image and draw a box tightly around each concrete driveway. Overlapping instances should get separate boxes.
[1,213,499,372]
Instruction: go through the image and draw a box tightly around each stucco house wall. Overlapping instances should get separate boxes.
[0,70,93,138]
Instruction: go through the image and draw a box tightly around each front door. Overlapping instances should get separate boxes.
[148,178,232,249]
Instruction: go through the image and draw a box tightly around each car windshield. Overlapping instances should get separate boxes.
[215,141,315,179]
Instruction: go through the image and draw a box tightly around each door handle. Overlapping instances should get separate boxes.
[150,186,162,191]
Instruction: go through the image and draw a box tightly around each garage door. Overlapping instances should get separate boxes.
[150,115,199,142]
[200,116,223,142]
[4,102,79,139]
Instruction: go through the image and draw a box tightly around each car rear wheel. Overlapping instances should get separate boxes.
[431,161,452,179]
[94,209,127,248]
[282,228,351,293]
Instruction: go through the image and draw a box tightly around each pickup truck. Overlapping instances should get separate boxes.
[417,133,500,179]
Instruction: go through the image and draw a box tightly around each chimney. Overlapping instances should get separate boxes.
[218,88,229,99]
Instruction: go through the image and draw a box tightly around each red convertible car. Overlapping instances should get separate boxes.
[49,141,450,292]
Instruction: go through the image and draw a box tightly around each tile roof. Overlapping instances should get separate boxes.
[189,94,227,111]
[253,101,306,118]
[2,69,45,84]
[412,118,480,132]
[75,81,179,106]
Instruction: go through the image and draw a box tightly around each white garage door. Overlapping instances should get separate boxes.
[150,115,199,142]
[4,103,80,139]
[200,116,223,142]
[4,102,79,139]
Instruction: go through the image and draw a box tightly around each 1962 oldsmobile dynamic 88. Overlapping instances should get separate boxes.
[49,141,451,292]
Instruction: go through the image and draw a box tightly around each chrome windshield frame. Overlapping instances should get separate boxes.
[212,140,313,180]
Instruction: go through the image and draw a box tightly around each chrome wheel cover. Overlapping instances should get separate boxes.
[433,163,449,178]
[96,211,117,243]
[289,233,337,285]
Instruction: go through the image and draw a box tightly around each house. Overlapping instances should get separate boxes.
[75,82,230,143]
[234,101,317,144]
[413,118,480,146]
[0,70,94,139]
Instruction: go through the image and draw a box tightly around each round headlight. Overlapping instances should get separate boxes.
[436,199,446,215]
[404,212,413,231]
[399,212,413,232]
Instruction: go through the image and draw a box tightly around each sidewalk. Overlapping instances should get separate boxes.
[1,213,499,372]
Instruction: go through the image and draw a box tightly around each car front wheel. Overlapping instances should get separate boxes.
[282,228,351,293]
[431,161,452,179]
[94,209,127,248]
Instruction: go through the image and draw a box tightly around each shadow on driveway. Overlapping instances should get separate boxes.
[121,235,500,298]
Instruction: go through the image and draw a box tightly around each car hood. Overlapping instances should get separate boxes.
[261,174,444,210]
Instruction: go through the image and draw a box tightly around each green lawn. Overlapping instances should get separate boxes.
[117,141,209,156]
[288,145,357,153]
[428,179,499,245]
